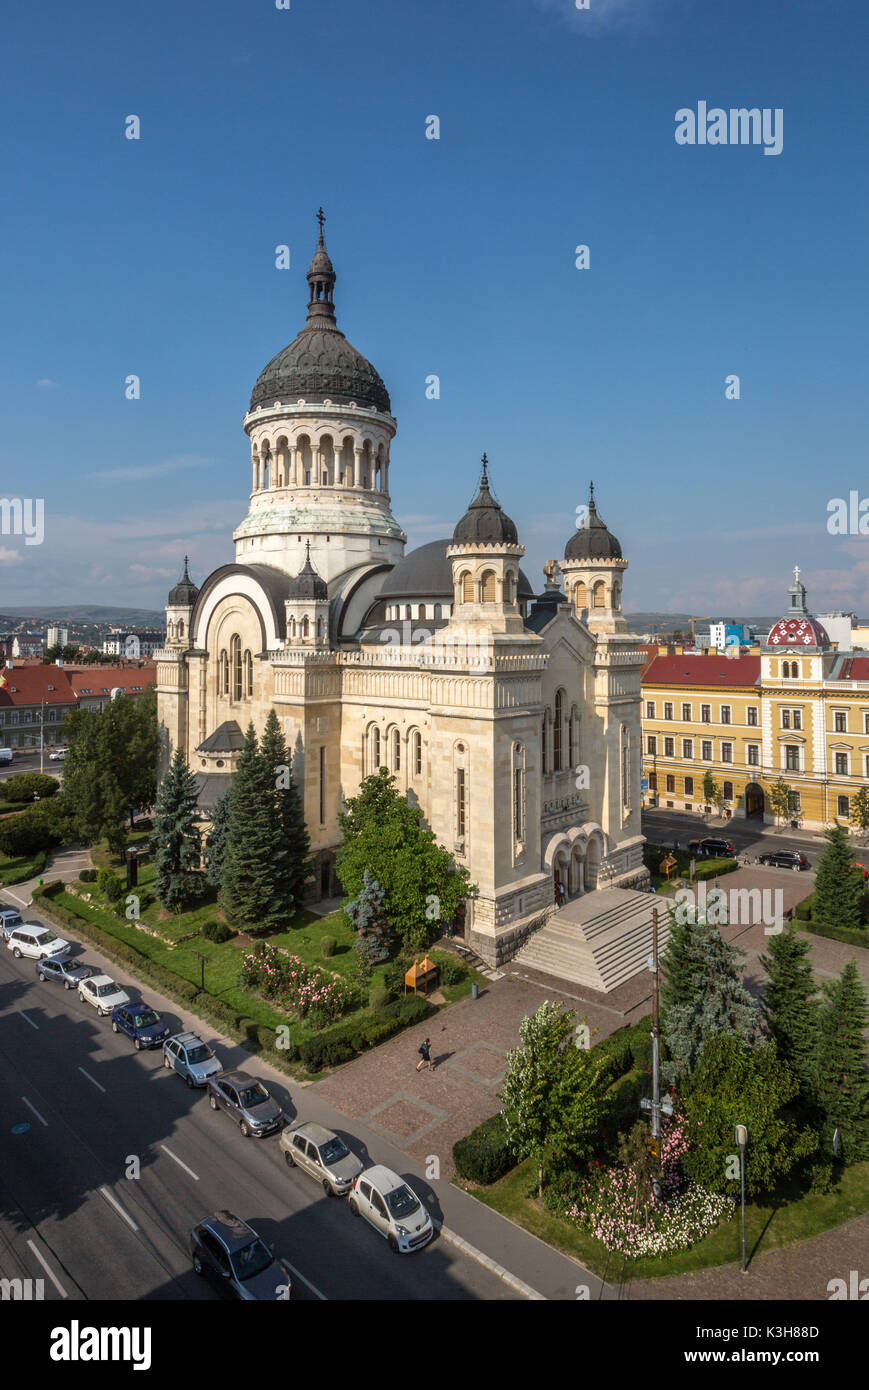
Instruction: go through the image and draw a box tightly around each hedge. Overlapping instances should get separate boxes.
[299,994,434,1073]
[453,1113,515,1185]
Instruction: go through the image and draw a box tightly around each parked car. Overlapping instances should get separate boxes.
[78,974,131,1017]
[36,956,94,989]
[0,907,23,939]
[280,1121,364,1196]
[0,748,13,764]
[348,1165,434,1253]
[687,837,735,858]
[47,748,68,761]
[163,1032,223,1088]
[206,1071,284,1138]
[190,1211,292,1301]
[7,924,71,961]
[758,850,810,871]
[112,1002,171,1050]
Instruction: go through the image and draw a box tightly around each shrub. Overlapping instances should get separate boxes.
[3,773,59,803]
[434,954,467,987]
[795,898,813,921]
[692,859,739,883]
[369,985,388,1013]
[384,994,433,1026]
[202,919,233,944]
[79,868,97,883]
[40,879,65,899]
[97,868,123,902]
[320,935,337,958]
[0,809,60,857]
[453,1113,515,1185]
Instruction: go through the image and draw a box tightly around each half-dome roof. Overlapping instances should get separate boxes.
[451,456,519,547]
[379,539,535,601]
[249,215,391,415]
[168,556,199,606]
[564,483,622,562]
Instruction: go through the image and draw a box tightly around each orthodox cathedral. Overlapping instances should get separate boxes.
[156,216,649,965]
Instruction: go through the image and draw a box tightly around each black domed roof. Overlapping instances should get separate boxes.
[287,543,327,600]
[249,215,391,415]
[564,483,622,561]
[452,456,519,547]
[169,556,199,606]
[380,540,535,601]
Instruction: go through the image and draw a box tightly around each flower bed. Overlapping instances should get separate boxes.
[240,941,354,1027]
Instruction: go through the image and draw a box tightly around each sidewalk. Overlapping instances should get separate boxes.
[1,844,91,910]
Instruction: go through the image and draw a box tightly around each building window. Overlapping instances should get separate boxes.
[513,767,524,841]
[433,603,442,620]
[621,726,630,809]
[648,772,658,790]
[782,710,791,729]
[681,702,691,721]
[788,791,801,813]
[747,745,759,766]
[838,794,850,818]
[682,738,693,759]
[701,704,711,723]
[542,711,548,774]
[647,735,657,755]
[785,745,800,772]
[702,740,712,761]
[835,752,848,776]
[646,700,655,719]
[393,728,401,772]
[864,712,869,735]
[456,768,466,838]
[792,709,802,731]
[666,774,675,793]
[684,775,694,796]
[664,737,674,757]
[554,690,563,771]
[413,731,422,777]
[244,650,253,697]
[834,711,847,733]
[722,780,733,801]
[219,649,229,695]
[720,705,731,724]
[663,702,673,720]
[480,570,496,603]
[231,636,242,700]
[319,746,326,825]
[373,727,381,768]
[461,572,474,603]
[747,706,758,726]
[568,707,578,768]
[721,742,733,763]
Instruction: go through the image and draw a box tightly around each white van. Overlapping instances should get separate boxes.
[0,748,13,764]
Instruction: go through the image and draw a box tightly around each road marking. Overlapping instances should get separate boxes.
[21,1096,48,1127]
[99,1186,138,1232]
[26,1239,68,1299]
[278,1258,327,1301]
[18,1010,39,1029]
[78,1067,106,1093]
[159,1144,199,1181]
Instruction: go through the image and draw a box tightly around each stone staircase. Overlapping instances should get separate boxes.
[512,887,670,993]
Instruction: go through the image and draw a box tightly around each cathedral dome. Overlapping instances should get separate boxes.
[379,539,535,602]
[564,483,622,561]
[765,567,830,650]
[168,556,199,606]
[249,213,391,415]
[451,456,519,546]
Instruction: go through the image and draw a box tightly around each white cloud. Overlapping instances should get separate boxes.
[36,378,60,389]
[89,455,214,484]
[0,547,22,565]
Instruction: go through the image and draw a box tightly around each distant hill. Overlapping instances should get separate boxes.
[0,606,164,627]
[624,612,778,635]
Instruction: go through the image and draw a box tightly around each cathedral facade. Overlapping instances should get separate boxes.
[156,220,648,965]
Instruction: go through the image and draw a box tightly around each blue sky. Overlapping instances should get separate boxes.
[1,0,868,618]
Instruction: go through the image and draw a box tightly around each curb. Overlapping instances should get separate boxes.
[436,1224,546,1300]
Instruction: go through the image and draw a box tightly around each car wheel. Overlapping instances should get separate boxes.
[284,1150,295,1167]
[348,1198,359,1216]
[185,1074,195,1089]
[99,1007,107,1017]
[64,981,72,990]
[193,1254,204,1276]
[388,1234,399,1253]
[209,1093,218,1110]
[12,947,21,958]
[163,1053,172,1068]
[112,1020,119,1032]
[240,1122,250,1138]
[37,970,44,981]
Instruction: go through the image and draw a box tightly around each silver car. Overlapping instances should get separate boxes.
[36,956,93,989]
[280,1122,364,1196]
[0,907,23,940]
[206,1071,284,1138]
[163,1032,223,1088]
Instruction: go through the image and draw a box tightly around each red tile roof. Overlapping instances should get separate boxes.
[67,666,156,695]
[0,667,75,706]
[643,653,761,688]
[840,657,869,681]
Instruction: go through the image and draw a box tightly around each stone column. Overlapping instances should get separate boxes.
[251,456,258,492]
[381,458,389,494]
[354,448,363,488]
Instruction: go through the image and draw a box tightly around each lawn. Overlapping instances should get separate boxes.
[0,848,47,885]
[464,1156,869,1281]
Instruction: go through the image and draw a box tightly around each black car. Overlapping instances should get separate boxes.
[758,850,810,870]
[687,837,735,858]
[206,1070,284,1138]
[190,1211,292,1301]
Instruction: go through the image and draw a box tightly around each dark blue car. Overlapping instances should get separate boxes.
[111,1002,171,1050]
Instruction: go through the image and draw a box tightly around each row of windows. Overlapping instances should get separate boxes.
[648,734,866,777]
[647,700,867,734]
[218,636,253,700]
[0,708,64,725]
[457,571,517,604]
[570,579,621,610]
[649,772,736,800]
[385,603,445,622]
[542,692,580,774]
[364,726,425,778]
[0,730,62,746]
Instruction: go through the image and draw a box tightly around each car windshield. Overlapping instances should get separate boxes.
[385,1185,421,1219]
[96,983,117,997]
[37,933,60,947]
[319,1136,350,1165]
[133,1010,160,1028]
[230,1238,273,1282]
[187,1045,211,1064]
[66,960,85,972]
[239,1083,270,1109]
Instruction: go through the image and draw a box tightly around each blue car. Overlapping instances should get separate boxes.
[111,1002,171,1050]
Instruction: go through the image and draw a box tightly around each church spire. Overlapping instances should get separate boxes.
[306,207,337,327]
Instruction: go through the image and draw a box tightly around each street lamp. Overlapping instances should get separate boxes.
[735,1123,748,1272]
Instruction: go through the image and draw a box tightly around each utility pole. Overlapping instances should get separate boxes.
[39,698,45,775]
[641,906,672,1200]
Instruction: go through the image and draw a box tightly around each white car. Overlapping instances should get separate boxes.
[7,924,71,961]
[78,974,130,1017]
[348,1165,434,1253]
[48,748,68,761]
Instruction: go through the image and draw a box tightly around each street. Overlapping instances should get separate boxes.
[642,808,869,874]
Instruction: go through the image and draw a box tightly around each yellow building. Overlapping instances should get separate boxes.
[642,569,869,832]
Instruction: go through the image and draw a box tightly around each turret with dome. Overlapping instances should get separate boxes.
[560,482,627,632]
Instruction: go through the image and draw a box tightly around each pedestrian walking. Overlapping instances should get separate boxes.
[416,1037,433,1072]
[556,879,566,908]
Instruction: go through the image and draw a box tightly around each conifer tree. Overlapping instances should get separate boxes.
[152,746,205,910]
[663,921,759,1086]
[660,906,699,1014]
[204,788,232,891]
[812,821,864,935]
[221,724,282,933]
[815,960,869,1162]
[759,926,819,1105]
[347,870,390,964]
[259,709,310,917]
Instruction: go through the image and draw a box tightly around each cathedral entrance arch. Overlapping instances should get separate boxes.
[745,783,765,819]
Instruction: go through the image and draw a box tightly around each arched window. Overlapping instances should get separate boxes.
[554,689,564,771]
[504,572,515,604]
[574,581,587,610]
[302,616,310,638]
[568,706,579,768]
[592,581,606,608]
[219,649,229,696]
[244,650,253,697]
[513,743,526,843]
[418,604,427,620]
[433,603,442,620]
[393,729,401,771]
[316,618,323,640]
[612,581,621,611]
[231,635,242,701]
[405,605,412,620]
[413,730,422,776]
[290,618,296,638]
[373,727,381,768]
[456,767,466,838]
[461,571,474,603]
[542,709,549,774]
[178,619,185,637]
[481,570,496,603]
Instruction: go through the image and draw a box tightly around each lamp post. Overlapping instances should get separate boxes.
[735,1123,748,1272]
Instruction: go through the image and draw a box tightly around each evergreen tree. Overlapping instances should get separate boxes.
[660,906,700,1014]
[812,821,864,936]
[815,960,869,1162]
[259,709,310,916]
[346,870,391,964]
[152,746,205,910]
[204,788,232,891]
[759,926,820,1105]
[221,724,283,933]
[663,921,759,1086]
